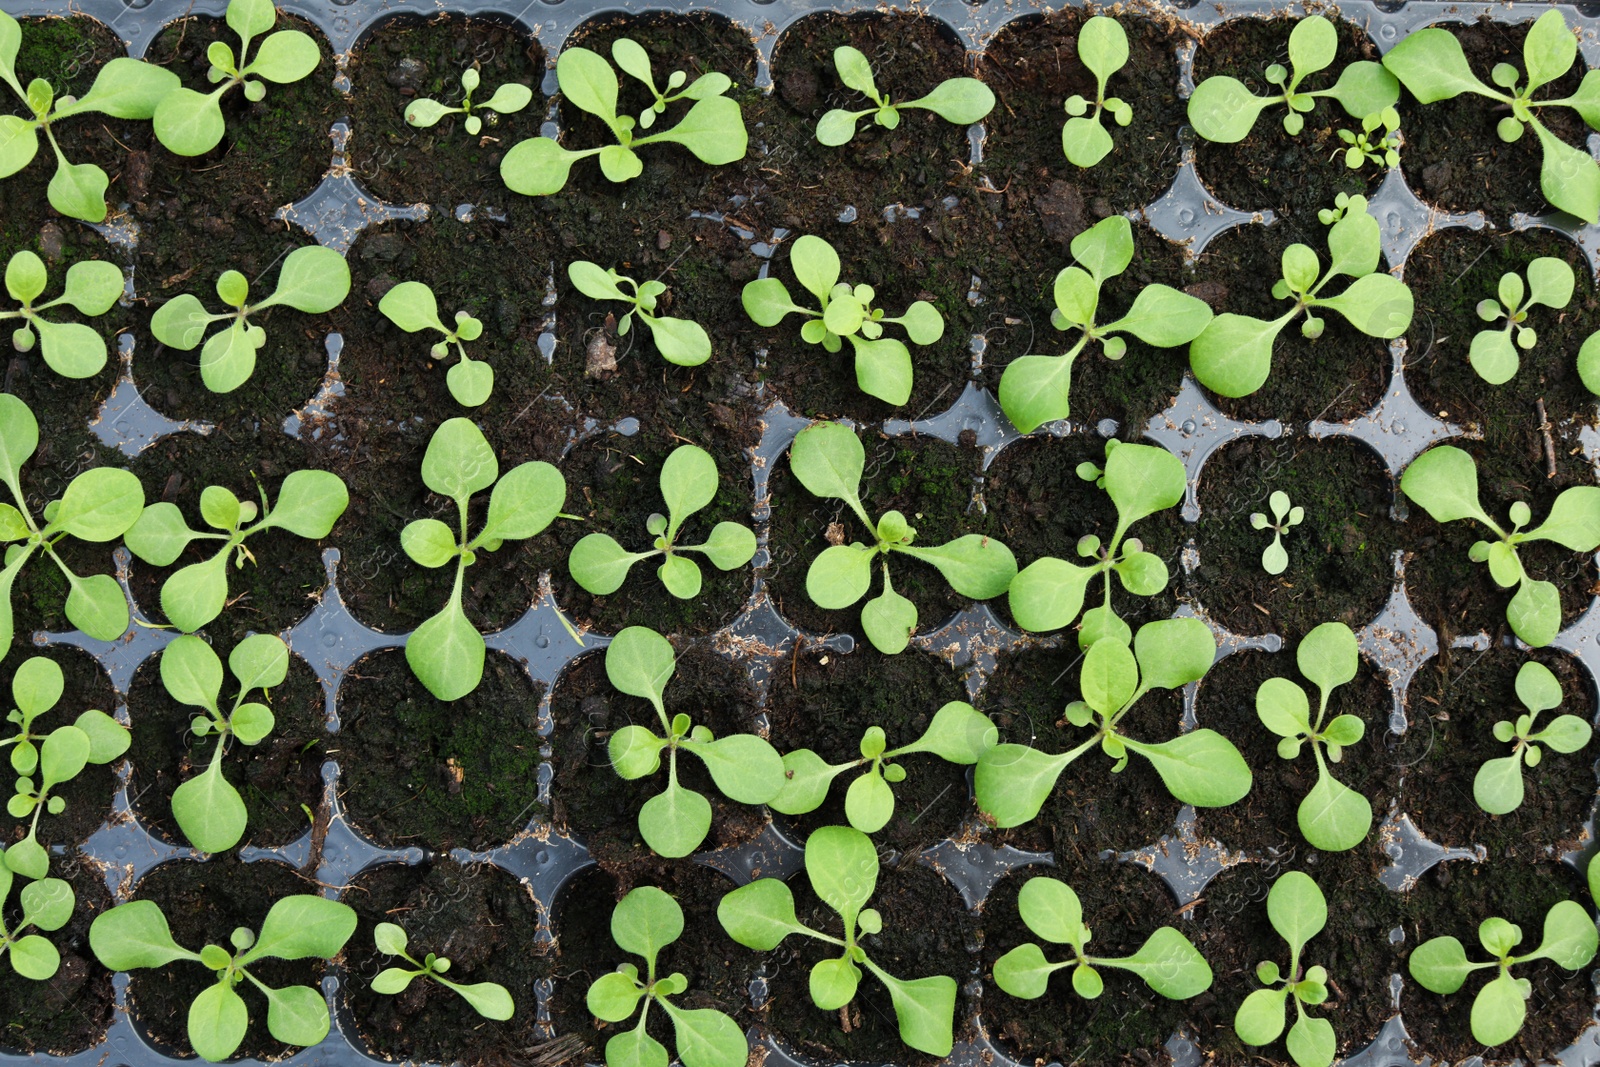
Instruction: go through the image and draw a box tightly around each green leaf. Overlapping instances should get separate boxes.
[892,301,944,345]
[634,94,746,165]
[1007,557,1093,633]
[587,969,643,1022]
[0,115,37,181]
[242,895,356,964]
[4,250,45,305]
[89,900,198,969]
[1470,327,1519,385]
[1400,446,1491,526]
[907,78,994,124]
[1063,116,1113,168]
[875,971,957,1056]
[256,246,349,314]
[198,320,261,394]
[791,422,863,503]
[1325,207,1381,280]
[809,955,860,1010]
[569,534,644,595]
[1325,62,1400,119]
[690,733,784,805]
[406,593,486,701]
[662,1004,747,1067]
[261,470,348,539]
[1523,486,1600,550]
[1267,871,1326,954]
[1133,616,1216,690]
[65,572,130,641]
[256,981,330,1049]
[229,704,274,746]
[833,46,880,99]
[899,533,1017,599]
[1016,877,1086,946]
[1104,441,1185,529]
[1105,285,1213,347]
[605,626,675,714]
[380,282,448,333]
[477,461,564,545]
[1381,28,1487,102]
[422,418,498,503]
[1187,77,1271,143]
[1409,935,1475,993]
[790,236,842,302]
[1534,120,1600,224]
[612,884,682,964]
[44,158,108,224]
[557,47,618,120]
[1117,927,1213,999]
[717,878,804,950]
[817,109,862,146]
[0,394,35,487]
[860,582,917,655]
[1070,215,1133,283]
[973,744,1073,828]
[770,748,841,816]
[1524,9,1578,93]
[1526,256,1576,310]
[741,277,804,328]
[1471,970,1529,1047]
[1298,769,1372,851]
[1281,244,1320,294]
[1297,622,1357,693]
[806,825,876,926]
[20,877,73,931]
[840,768,892,833]
[993,943,1057,999]
[639,779,712,858]
[150,294,215,352]
[1474,753,1525,815]
[849,335,914,406]
[161,553,230,633]
[12,655,61,716]
[51,468,143,541]
[999,352,1079,433]
[1516,660,1564,714]
[172,759,247,853]
[1315,273,1413,338]
[696,522,755,570]
[1189,313,1288,398]
[1234,986,1288,1046]
[153,87,226,156]
[1507,578,1561,648]
[28,319,106,379]
[1286,16,1337,79]
[1525,899,1599,970]
[1080,638,1137,715]
[402,519,459,569]
[500,136,586,196]
[807,544,874,610]
[188,980,249,1062]
[1122,730,1251,807]
[1286,1014,1336,1067]
[607,1026,669,1067]
[660,445,717,540]
[608,724,665,780]
[9,931,60,979]
[1257,677,1312,739]
[246,30,319,84]
[900,701,997,763]
[1532,713,1591,753]
[446,357,493,407]
[642,314,711,366]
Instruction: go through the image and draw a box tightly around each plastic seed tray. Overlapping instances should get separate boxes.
[3,0,1600,1066]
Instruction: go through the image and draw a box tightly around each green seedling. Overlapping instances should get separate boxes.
[125,469,349,634]
[1,251,123,379]
[742,235,944,406]
[1188,15,1399,143]
[1234,872,1338,1067]
[815,45,993,147]
[992,876,1212,1001]
[588,887,747,1067]
[501,39,746,196]
[567,261,711,367]
[568,444,755,600]
[372,922,514,1020]
[0,862,71,980]
[157,634,288,854]
[999,215,1212,433]
[1474,660,1591,815]
[152,0,320,157]
[1006,439,1181,648]
[401,418,567,701]
[150,245,351,394]
[771,701,997,833]
[604,626,783,857]
[1337,107,1400,170]
[1256,622,1372,851]
[611,38,733,131]
[1469,257,1574,385]
[1409,900,1598,1047]
[90,895,357,1063]
[1400,444,1600,647]
[718,826,958,1055]
[1252,491,1304,576]
[788,421,1016,654]
[1383,9,1600,222]
[405,65,532,135]
[1190,193,1413,398]
[0,9,178,222]
[0,394,144,655]
[974,617,1252,828]
[1,657,127,879]
[1062,17,1134,167]
[378,281,492,407]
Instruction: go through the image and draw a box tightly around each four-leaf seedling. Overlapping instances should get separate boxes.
[0,862,71,980]
[1062,17,1134,167]
[405,65,532,135]
[1252,491,1305,576]
[1469,257,1574,385]
[816,45,994,146]
[1474,660,1592,815]
[372,922,515,1020]
[1,250,123,379]
[1337,107,1400,170]
[567,261,712,367]
[1234,872,1339,1067]
[378,281,493,407]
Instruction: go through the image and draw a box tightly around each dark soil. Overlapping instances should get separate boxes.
[0,849,114,1055]
[342,857,549,1062]
[1192,435,1403,637]
[336,649,543,851]
[547,640,766,873]
[1399,19,1590,224]
[125,857,325,1060]
[126,647,326,850]
[764,641,972,851]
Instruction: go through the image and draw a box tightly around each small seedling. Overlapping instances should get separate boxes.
[150,246,351,394]
[1409,900,1598,1047]
[378,281,492,407]
[1,251,123,379]
[743,235,945,406]
[401,418,567,701]
[1252,491,1304,575]
[1190,193,1413,398]
[974,617,1252,828]
[405,65,532,134]
[125,469,349,634]
[771,700,997,833]
[1400,444,1600,647]
[788,422,1016,654]
[613,38,732,131]
[1007,439,1181,648]
[1234,872,1338,1067]
[588,887,746,1067]
[1469,257,1575,385]
[501,39,746,196]
[815,45,993,146]
[992,876,1212,1001]
[152,0,320,157]
[999,216,1211,433]
[0,394,144,654]
[604,626,783,857]
[1188,15,1399,143]
[1337,107,1400,170]
[90,895,357,1062]
[718,826,958,1055]
[1062,17,1134,167]
[1474,660,1591,815]
[372,922,514,1020]
[0,863,71,980]
[0,10,178,221]
[1,656,127,878]
[1256,622,1372,851]
[1383,9,1600,222]
[568,444,755,600]
[567,261,711,367]
[157,634,289,854]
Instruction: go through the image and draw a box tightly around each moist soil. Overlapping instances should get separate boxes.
[341,857,549,1063]
[126,857,325,1061]
[763,641,972,852]
[1398,19,1589,224]
[125,648,326,850]
[336,649,544,852]
[547,639,767,874]
[0,849,114,1055]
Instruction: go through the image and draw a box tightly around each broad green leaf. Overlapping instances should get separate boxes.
[805,825,877,925]
[258,245,349,315]
[160,636,222,709]
[1535,120,1600,224]
[1507,578,1561,648]
[477,461,564,544]
[612,884,682,962]
[1400,447,1491,526]
[844,770,894,833]
[12,656,61,715]
[1524,486,1600,550]
[1080,638,1138,715]
[1525,9,1578,93]
[791,422,863,503]
[608,724,665,779]
[1325,61,1400,120]
[0,393,36,486]
[1105,285,1213,347]
[1122,730,1250,807]
[1525,899,1599,970]
[570,534,645,594]
[1008,556,1093,633]
[89,899,198,969]
[45,159,108,224]
[1470,328,1519,385]
[816,108,861,146]
[850,335,914,406]
[638,779,712,857]
[162,553,230,634]
[188,981,250,1062]
[718,878,804,950]
[29,318,109,383]
[422,418,498,503]
[1258,677,1312,739]
[20,877,73,931]
[1409,935,1476,993]
[1287,16,1336,77]
[446,357,493,407]
[1471,971,1529,1046]
[1234,986,1288,1045]
[1315,273,1413,338]
[662,1004,747,1067]
[1299,770,1372,851]
[403,98,454,128]
[1324,206,1381,280]
[246,30,319,84]
[899,533,1017,599]
[741,277,804,327]
[993,943,1056,999]
[557,47,619,120]
[1063,116,1113,168]
[64,570,129,641]
[1297,622,1357,693]
[697,522,755,570]
[406,593,486,701]
[4,250,45,304]
[0,502,24,542]
[1267,871,1326,953]
[598,143,643,182]
[875,970,957,1056]
[198,321,260,393]
[605,626,675,713]
[1282,244,1320,294]
[1187,77,1271,143]
[1104,441,1185,529]
[809,956,860,1010]
[999,352,1077,433]
[150,293,215,351]
[247,895,357,962]
[635,95,746,165]
[790,236,842,302]
[587,969,643,1021]
[903,701,997,763]
[908,78,994,124]
[1526,255,1576,309]
[1474,754,1525,815]
[833,46,879,99]
[52,468,143,541]
[153,87,226,156]
[606,1027,669,1067]
[200,486,240,532]
[9,933,59,979]
[402,519,459,569]
[1286,1014,1336,1067]
[380,282,447,333]
[500,136,586,196]
[860,582,916,655]
[1516,660,1563,714]
[263,470,348,538]
[770,749,841,815]
[258,981,331,1049]
[1017,877,1086,946]
[1189,313,1287,398]
[807,543,874,610]
[229,703,274,746]
[0,115,36,180]
[1133,616,1216,690]
[1117,927,1213,999]
[172,759,247,853]
[1070,215,1134,283]
[1381,29,1487,102]
[1533,714,1591,753]
[691,733,784,804]
[974,744,1073,828]
[661,445,717,538]
[643,314,711,366]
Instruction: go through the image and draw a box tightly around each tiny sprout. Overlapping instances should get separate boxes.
[405,65,533,135]
[372,922,514,1019]
[1251,491,1305,575]
[1470,257,1574,385]
[1337,107,1400,170]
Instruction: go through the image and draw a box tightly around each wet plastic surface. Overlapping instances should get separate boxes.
[5,0,1600,1065]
